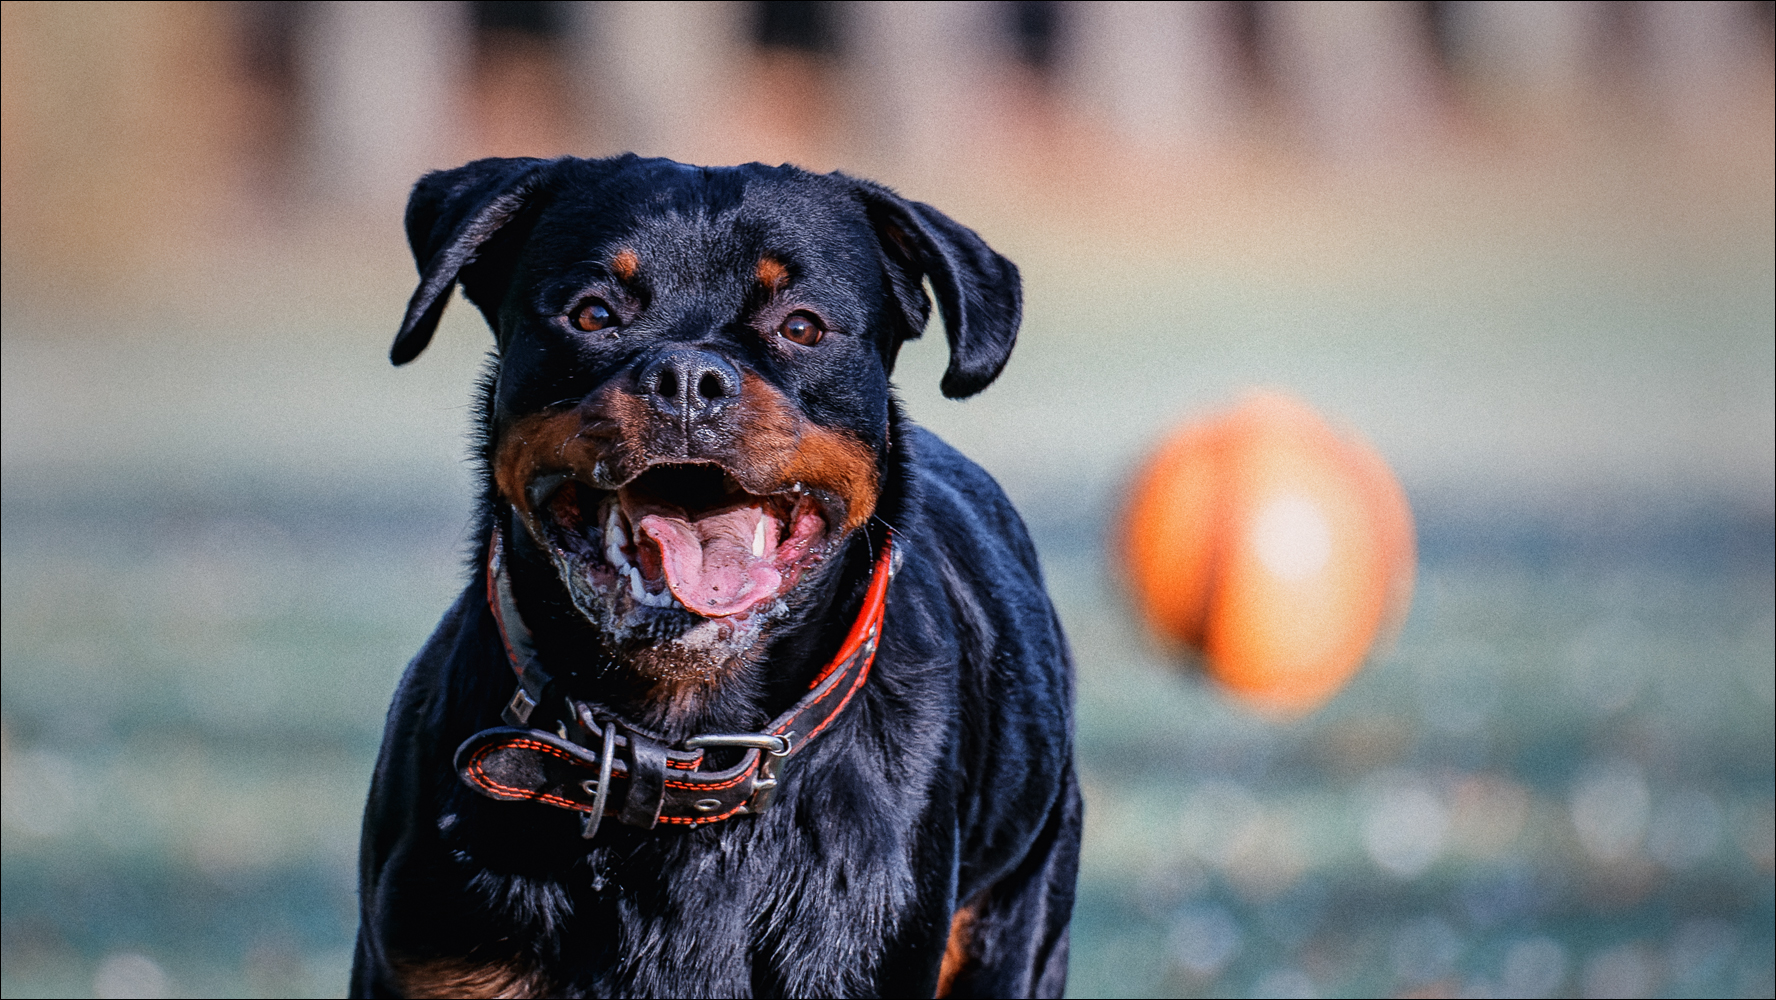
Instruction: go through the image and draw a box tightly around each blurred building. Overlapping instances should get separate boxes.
[3,1,1771,291]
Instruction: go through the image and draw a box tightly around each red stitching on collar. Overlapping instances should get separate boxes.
[465,739,594,812]
[662,765,757,792]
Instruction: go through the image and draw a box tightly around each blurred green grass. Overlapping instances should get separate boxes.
[3,184,1772,998]
[3,491,1770,998]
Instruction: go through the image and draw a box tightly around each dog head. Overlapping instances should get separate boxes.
[392,155,1019,684]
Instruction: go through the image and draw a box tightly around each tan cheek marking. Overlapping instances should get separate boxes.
[936,902,978,997]
[756,255,789,290]
[492,389,651,513]
[775,427,880,532]
[611,248,639,281]
[736,374,879,532]
[393,957,548,999]
[493,409,587,513]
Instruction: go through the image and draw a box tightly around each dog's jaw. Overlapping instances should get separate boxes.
[516,464,846,682]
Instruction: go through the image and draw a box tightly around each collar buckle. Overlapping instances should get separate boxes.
[683,732,795,813]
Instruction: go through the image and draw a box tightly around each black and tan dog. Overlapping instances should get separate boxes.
[351,155,1079,999]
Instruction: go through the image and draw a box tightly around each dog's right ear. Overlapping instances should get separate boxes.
[391,157,556,366]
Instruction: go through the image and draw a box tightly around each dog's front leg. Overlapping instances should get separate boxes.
[935,767,1082,999]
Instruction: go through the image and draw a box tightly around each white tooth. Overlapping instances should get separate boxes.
[604,505,628,568]
[752,518,767,558]
[628,565,648,603]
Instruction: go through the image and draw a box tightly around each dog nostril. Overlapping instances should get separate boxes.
[641,351,736,411]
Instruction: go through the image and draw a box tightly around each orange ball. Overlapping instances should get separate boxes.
[1122,393,1415,714]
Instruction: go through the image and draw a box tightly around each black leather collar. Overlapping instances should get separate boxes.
[454,526,899,837]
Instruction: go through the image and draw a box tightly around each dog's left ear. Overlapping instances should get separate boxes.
[392,156,557,366]
[853,182,1022,399]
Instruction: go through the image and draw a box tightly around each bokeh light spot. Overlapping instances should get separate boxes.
[1252,494,1333,582]
[93,953,169,1000]
[1570,762,1652,863]
[1363,775,1449,878]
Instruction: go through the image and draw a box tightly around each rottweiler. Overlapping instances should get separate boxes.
[351,155,1079,999]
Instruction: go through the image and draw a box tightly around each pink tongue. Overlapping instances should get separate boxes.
[635,507,781,617]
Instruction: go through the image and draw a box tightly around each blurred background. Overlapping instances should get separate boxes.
[2,2,1771,997]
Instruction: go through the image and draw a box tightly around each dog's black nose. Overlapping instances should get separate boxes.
[639,349,742,419]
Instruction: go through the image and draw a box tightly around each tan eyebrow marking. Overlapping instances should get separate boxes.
[611,248,639,281]
[755,256,789,291]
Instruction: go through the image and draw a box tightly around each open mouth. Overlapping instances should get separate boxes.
[525,463,834,621]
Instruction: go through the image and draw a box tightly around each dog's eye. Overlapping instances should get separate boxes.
[572,299,617,333]
[778,312,824,346]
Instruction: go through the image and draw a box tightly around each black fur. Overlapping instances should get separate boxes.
[353,155,1079,999]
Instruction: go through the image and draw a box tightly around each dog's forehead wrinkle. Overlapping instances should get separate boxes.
[526,204,874,319]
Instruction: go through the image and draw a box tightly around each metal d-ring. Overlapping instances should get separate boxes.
[580,720,617,840]
[682,733,791,754]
